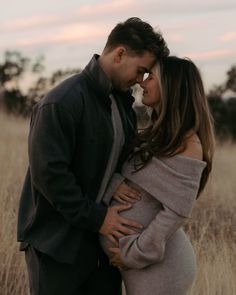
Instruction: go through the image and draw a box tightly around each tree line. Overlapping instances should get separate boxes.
[0,51,236,141]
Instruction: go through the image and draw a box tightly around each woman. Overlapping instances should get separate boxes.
[100,56,215,295]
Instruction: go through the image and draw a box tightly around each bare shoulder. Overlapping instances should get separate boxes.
[179,133,203,161]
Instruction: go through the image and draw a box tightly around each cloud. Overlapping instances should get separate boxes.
[77,0,136,16]
[185,49,236,61]
[166,33,184,43]
[149,0,236,14]
[2,15,61,31]
[76,0,236,17]
[1,0,138,33]
[2,0,235,35]
[220,32,236,42]
[11,23,108,48]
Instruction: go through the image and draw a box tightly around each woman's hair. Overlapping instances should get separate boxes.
[104,17,169,58]
[133,56,215,195]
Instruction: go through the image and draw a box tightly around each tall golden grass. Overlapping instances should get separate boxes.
[0,112,235,295]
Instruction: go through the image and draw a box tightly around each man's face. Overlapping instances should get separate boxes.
[111,49,156,91]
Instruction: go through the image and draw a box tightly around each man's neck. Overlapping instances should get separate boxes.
[98,54,113,81]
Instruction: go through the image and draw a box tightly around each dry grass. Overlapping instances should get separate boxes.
[0,112,235,295]
[0,113,29,295]
[185,142,236,295]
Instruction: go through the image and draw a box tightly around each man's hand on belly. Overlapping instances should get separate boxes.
[99,204,143,246]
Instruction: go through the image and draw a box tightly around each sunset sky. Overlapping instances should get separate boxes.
[1,0,236,92]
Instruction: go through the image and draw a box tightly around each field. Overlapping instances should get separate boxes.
[0,112,235,295]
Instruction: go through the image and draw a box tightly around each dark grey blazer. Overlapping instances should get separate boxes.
[17,54,136,267]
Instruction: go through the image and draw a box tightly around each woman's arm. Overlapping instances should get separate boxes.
[117,205,186,269]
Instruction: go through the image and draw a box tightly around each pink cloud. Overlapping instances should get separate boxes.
[13,23,108,47]
[220,32,236,42]
[77,0,136,16]
[3,15,61,31]
[1,0,140,34]
[185,49,236,61]
[166,33,184,43]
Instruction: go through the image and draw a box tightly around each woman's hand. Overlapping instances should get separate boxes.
[109,247,129,271]
[113,182,141,204]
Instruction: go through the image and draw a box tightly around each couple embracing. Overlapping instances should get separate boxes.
[17,17,215,295]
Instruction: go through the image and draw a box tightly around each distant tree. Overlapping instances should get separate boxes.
[0,51,29,87]
[0,51,45,115]
[208,84,225,97]
[31,55,45,74]
[0,51,29,114]
[2,89,28,115]
[226,97,236,140]
[207,64,236,141]
[225,65,236,93]
[208,95,229,140]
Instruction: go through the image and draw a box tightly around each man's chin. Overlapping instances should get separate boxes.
[120,84,132,92]
[113,86,128,92]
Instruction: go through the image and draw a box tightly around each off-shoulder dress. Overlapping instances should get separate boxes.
[100,154,206,295]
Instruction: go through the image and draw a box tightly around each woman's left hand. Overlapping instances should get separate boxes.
[109,247,129,271]
[113,181,141,204]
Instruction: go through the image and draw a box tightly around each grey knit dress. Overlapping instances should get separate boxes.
[100,154,206,295]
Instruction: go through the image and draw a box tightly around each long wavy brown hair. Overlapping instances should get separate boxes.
[132,56,215,196]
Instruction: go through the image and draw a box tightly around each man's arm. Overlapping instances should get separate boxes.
[29,102,142,238]
[29,103,107,232]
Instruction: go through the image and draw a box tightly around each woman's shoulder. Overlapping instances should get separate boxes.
[179,132,203,161]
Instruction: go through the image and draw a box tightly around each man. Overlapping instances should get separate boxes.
[17,17,169,295]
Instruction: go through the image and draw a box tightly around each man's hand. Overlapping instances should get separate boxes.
[113,182,141,204]
[109,247,129,271]
[99,204,143,246]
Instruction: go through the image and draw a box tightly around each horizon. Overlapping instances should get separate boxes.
[1,0,236,92]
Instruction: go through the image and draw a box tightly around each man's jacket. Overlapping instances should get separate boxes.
[17,55,136,266]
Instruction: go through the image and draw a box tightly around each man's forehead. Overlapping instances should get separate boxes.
[131,52,156,71]
[140,54,156,70]
[139,62,155,73]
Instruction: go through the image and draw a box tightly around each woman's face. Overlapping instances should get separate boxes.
[140,64,161,108]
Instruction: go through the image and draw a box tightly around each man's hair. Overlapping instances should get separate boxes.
[104,17,169,58]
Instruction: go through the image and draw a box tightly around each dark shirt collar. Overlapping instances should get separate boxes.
[83,54,135,109]
[83,54,112,98]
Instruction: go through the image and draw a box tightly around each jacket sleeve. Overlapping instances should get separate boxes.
[29,102,107,232]
[119,205,187,269]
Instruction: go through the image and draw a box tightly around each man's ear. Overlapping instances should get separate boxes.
[114,47,126,64]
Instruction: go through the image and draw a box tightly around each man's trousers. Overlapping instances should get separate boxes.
[25,245,122,295]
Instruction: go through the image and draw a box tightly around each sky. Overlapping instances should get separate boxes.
[0,0,236,93]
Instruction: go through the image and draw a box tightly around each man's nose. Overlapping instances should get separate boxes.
[139,79,146,89]
[136,74,144,84]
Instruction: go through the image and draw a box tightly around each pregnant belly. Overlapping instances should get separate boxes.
[100,181,163,257]
[111,192,162,228]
